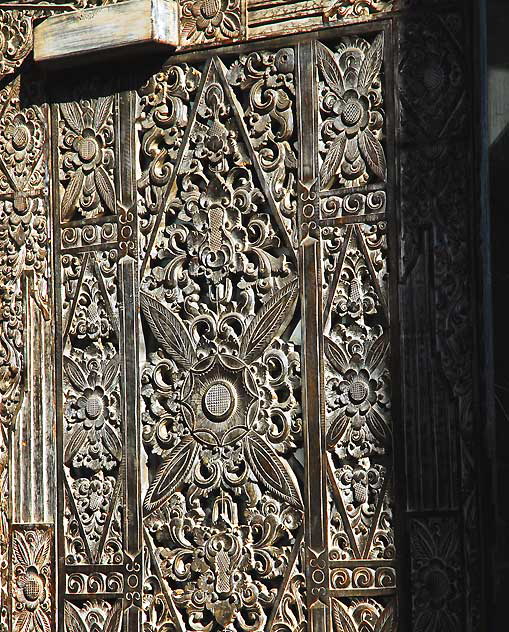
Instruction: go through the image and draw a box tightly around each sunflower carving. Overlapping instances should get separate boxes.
[318,34,386,189]
[140,280,302,515]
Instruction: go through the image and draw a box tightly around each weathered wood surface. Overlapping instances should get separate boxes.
[33,0,179,64]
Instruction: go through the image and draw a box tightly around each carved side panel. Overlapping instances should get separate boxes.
[317,30,397,630]
[0,65,53,631]
[51,75,141,631]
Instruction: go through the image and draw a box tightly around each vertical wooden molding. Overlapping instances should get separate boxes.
[118,88,142,631]
[297,39,331,632]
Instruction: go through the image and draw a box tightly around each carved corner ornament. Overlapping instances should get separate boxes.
[322,0,393,22]
[0,9,33,79]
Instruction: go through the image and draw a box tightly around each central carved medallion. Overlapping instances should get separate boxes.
[181,353,259,446]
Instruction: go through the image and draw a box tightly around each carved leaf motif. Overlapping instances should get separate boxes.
[64,428,88,465]
[358,32,384,93]
[102,356,120,392]
[61,168,85,220]
[411,521,435,559]
[366,407,389,443]
[93,96,114,131]
[64,602,87,632]
[12,535,30,567]
[374,601,396,632]
[95,165,116,214]
[332,600,357,632]
[317,42,345,97]
[358,129,386,181]
[240,280,298,364]
[366,334,388,374]
[144,437,199,514]
[140,292,197,370]
[245,433,303,509]
[35,610,52,632]
[60,102,84,134]
[63,356,89,392]
[324,336,348,374]
[320,134,347,188]
[102,424,122,462]
[104,601,123,632]
[327,413,349,449]
[34,532,51,567]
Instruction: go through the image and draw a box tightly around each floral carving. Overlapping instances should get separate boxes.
[63,345,121,473]
[0,196,48,426]
[12,528,53,632]
[140,282,301,515]
[59,96,116,221]
[180,0,244,46]
[68,256,116,342]
[64,600,122,632]
[332,598,396,632]
[0,80,45,194]
[137,63,201,255]
[410,518,461,632]
[71,473,116,560]
[323,205,392,565]
[399,14,465,141]
[334,460,387,556]
[318,34,386,189]
[325,334,390,454]
[140,56,303,632]
[323,0,393,21]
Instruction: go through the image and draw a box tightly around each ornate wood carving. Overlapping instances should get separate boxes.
[0,2,489,632]
[11,525,54,632]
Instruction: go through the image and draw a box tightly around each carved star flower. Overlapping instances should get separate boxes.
[12,530,51,632]
[63,350,121,472]
[181,0,242,43]
[325,334,390,449]
[318,33,386,188]
[59,97,115,220]
[140,281,303,515]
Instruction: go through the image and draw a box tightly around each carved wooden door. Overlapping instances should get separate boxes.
[49,30,397,632]
[0,2,488,632]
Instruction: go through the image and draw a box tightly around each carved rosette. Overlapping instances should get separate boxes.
[11,527,53,632]
[180,0,246,46]
[318,35,386,191]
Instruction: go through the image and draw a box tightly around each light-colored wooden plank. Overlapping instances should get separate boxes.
[34,0,178,65]
[248,1,321,26]
[248,14,323,38]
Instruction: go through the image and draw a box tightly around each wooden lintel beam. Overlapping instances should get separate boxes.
[34,0,179,65]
